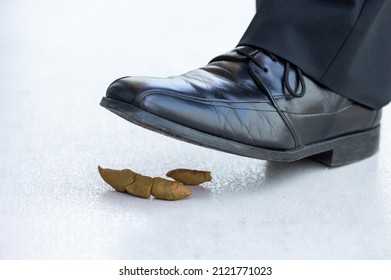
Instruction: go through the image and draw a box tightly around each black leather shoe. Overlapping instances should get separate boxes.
[101,46,381,166]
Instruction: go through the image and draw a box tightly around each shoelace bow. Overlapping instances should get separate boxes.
[236,49,306,98]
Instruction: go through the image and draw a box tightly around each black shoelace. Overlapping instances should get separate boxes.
[236,49,306,98]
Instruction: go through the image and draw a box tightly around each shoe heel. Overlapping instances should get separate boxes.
[311,126,380,166]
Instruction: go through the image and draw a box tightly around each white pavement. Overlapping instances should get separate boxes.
[1,0,391,259]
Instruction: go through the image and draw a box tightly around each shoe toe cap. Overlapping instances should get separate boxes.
[105,76,142,105]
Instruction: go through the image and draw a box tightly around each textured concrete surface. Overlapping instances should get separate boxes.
[1,0,391,259]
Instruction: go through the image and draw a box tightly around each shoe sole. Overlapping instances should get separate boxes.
[100,97,380,166]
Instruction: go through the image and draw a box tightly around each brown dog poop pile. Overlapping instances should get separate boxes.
[98,166,212,201]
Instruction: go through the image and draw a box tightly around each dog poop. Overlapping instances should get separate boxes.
[98,166,136,193]
[98,166,192,200]
[166,168,212,185]
[151,177,192,200]
[124,173,153,199]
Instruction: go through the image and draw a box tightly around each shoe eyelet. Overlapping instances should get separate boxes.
[264,68,269,73]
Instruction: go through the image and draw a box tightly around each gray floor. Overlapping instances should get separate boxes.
[1,0,391,259]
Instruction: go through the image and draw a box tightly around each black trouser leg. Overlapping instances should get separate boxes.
[242,0,391,109]
[256,0,262,10]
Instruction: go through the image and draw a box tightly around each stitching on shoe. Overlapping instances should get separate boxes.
[136,89,354,116]
[281,104,354,116]
[135,89,272,106]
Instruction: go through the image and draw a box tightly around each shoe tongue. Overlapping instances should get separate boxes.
[209,46,259,63]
